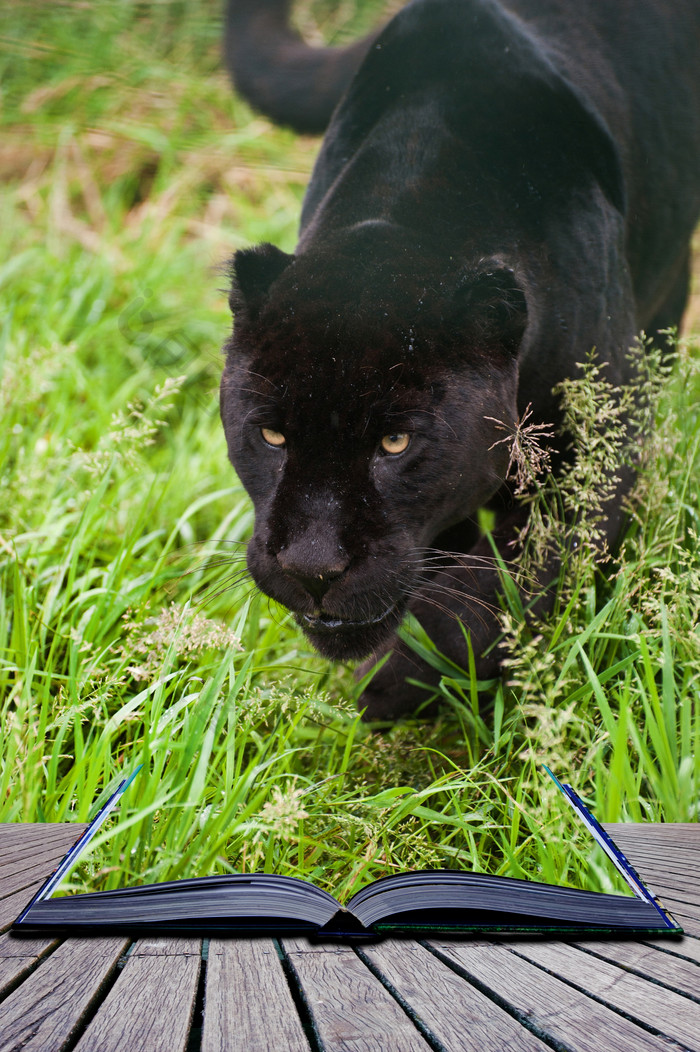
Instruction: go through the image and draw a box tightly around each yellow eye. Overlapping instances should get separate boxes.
[381,432,410,455]
[261,427,286,447]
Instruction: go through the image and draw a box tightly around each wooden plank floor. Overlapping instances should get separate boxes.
[1,824,699,1051]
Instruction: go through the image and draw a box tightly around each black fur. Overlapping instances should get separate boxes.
[221,0,700,718]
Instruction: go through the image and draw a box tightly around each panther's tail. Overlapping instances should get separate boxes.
[223,0,382,134]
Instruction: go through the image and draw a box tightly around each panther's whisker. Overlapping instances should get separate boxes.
[198,580,259,606]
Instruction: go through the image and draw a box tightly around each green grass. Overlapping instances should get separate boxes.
[1,0,698,901]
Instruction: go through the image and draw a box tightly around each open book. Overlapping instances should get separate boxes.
[13,768,680,938]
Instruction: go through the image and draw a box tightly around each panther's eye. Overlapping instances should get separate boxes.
[261,427,286,448]
[380,432,410,455]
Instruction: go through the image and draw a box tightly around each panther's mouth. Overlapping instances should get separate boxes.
[298,604,397,633]
[296,603,402,660]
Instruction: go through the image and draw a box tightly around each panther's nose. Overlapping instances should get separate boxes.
[276,541,349,604]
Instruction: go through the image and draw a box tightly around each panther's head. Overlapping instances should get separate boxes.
[220,224,526,659]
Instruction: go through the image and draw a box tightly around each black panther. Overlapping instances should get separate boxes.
[219,0,700,718]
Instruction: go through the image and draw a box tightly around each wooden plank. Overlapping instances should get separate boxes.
[0,825,87,932]
[282,937,432,1051]
[202,938,310,1052]
[0,825,84,851]
[626,863,700,886]
[649,899,700,937]
[73,938,201,1052]
[643,934,700,965]
[0,827,85,870]
[429,939,684,1052]
[630,848,700,858]
[653,892,700,918]
[603,827,700,882]
[0,856,75,902]
[0,821,695,1052]
[609,838,700,858]
[362,938,550,1051]
[606,823,700,838]
[0,848,80,885]
[610,851,700,880]
[604,828,700,873]
[0,828,80,862]
[511,939,700,1050]
[569,938,700,999]
[0,933,58,998]
[0,933,56,958]
[612,861,700,903]
[129,936,200,957]
[0,834,82,869]
[0,884,62,931]
[633,870,700,899]
[634,868,700,892]
[615,840,700,856]
[0,937,128,1052]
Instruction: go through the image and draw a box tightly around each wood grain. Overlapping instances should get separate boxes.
[511,939,700,1050]
[0,825,85,856]
[606,823,700,838]
[0,932,57,998]
[612,845,700,865]
[0,860,71,905]
[202,938,310,1052]
[643,934,700,965]
[569,938,700,999]
[610,853,700,884]
[362,938,551,1051]
[73,938,201,1052]
[429,939,685,1052]
[0,824,87,932]
[282,938,432,1051]
[634,871,700,900]
[0,843,85,882]
[0,937,128,1052]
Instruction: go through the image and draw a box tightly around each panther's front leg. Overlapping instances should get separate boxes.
[357,503,532,720]
[357,457,635,721]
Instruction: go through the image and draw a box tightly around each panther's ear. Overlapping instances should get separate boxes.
[229,243,295,317]
[453,265,528,358]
